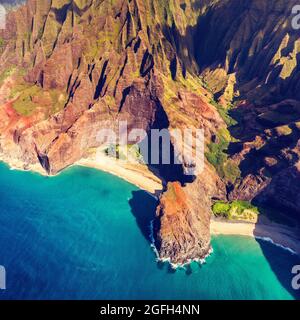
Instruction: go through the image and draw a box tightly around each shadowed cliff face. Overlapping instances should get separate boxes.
[191,0,300,216]
[195,0,300,104]
[0,0,299,265]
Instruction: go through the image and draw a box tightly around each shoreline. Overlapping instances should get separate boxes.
[0,154,48,176]
[0,154,299,256]
[76,155,164,197]
[211,218,300,256]
[0,152,164,196]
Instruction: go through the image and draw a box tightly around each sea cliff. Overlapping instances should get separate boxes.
[0,0,299,264]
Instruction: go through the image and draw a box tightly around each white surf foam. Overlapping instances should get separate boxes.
[255,236,297,255]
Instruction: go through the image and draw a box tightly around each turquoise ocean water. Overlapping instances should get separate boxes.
[0,162,299,300]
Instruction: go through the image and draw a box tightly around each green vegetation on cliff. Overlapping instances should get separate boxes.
[212,200,260,221]
[0,66,16,86]
[209,99,237,127]
[10,83,66,116]
[11,85,43,116]
[206,128,240,184]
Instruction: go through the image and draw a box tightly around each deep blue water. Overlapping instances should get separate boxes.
[0,162,299,300]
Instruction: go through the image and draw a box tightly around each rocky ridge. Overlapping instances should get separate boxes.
[195,0,300,216]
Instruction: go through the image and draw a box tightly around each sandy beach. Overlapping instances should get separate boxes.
[77,154,164,196]
[211,218,300,255]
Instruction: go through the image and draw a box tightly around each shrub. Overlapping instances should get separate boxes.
[212,202,231,218]
[212,200,260,221]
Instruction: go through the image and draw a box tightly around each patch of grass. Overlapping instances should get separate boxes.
[206,98,241,183]
[212,200,260,221]
[206,134,228,168]
[12,85,42,116]
[0,66,16,86]
[9,83,31,98]
[210,99,237,127]
[11,82,66,116]
[223,160,241,184]
[13,97,37,116]
[206,129,241,184]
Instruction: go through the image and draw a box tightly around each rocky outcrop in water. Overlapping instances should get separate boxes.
[155,165,224,265]
[155,182,211,265]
